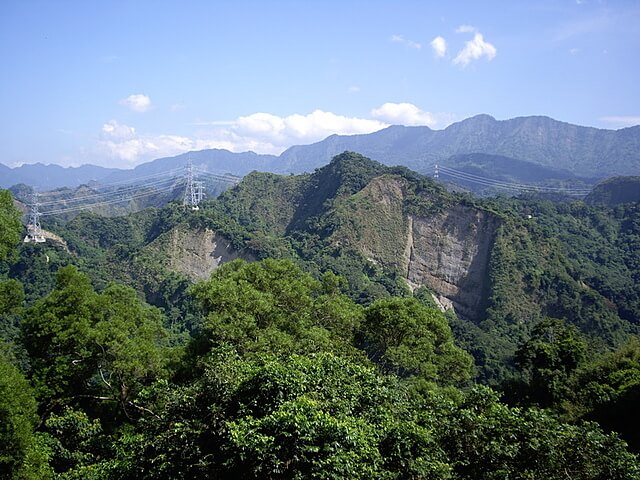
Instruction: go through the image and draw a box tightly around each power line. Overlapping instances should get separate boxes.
[40,183,178,216]
[37,175,181,207]
[193,168,241,184]
[438,165,592,192]
[36,167,185,198]
[437,165,591,195]
[27,165,243,217]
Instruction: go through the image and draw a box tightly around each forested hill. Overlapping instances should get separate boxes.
[200,153,640,374]
[13,152,638,379]
[1,154,640,478]
[586,176,640,206]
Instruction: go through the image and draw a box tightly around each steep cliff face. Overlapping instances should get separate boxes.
[147,225,249,281]
[404,207,500,319]
[333,174,500,320]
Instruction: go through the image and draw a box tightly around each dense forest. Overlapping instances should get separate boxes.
[1,154,639,479]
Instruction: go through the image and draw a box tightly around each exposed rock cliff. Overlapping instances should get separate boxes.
[146,225,249,281]
[332,174,500,320]
[404,207,500,319]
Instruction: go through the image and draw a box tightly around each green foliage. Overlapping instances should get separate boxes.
[479,199,640,383]
[360,297,473,386]
[0,279,27,367]
[91,283,172,410]
[0,351,51,479]
[190,259,362,358]
[21,266,99,401]
[567,337,640,451]
[4,154,640,477]
[0,190,22,264]
[8,242,77,304]
[43,407,102,474]
[511,318,588,407]
[436,385,640,480]
[107,349,452,479]
[21,266,173,414]
[586,176,640,206]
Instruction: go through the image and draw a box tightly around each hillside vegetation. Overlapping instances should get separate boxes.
[1,152,639,478]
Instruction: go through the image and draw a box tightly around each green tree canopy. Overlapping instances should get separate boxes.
[189,259,363,359]
[0,190,22,263]
[513,318,588,407]
[21,266,173,416]
[0,350,52,479]
[360,297,473,386]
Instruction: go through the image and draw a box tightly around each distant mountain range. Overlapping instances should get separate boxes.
[2,114,639,190]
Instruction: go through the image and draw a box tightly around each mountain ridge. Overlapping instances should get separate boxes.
[2,114,639,189]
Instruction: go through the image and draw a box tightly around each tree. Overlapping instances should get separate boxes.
[0,190,22,263]
[21,266,99,402]
[0,279,27,368]
[437,386,640,480]
[568,337,640,451]
[189,259,362,359]
[90,283,172,416]
[513,318,587,407]
[21,266,173,417]
[0,350,52,479]
[106,349,451,480]
[360,297,473,386]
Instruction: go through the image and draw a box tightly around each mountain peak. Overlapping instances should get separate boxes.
[467,113,497,122]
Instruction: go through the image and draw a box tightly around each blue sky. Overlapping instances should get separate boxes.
[1,0,639,168]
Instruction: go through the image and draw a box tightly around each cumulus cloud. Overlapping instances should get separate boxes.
[98,105,456,165]
[430,36,447,58]
[119,93,152,112]
[98,111,388,164]
[100,120,191,164]
[102,120,136,140]
[369,102,455,128]
[390,34,422,49]
[453,33,497,66]
[228,110,387,152]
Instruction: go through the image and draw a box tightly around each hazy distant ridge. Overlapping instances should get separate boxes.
[2,114,639,189]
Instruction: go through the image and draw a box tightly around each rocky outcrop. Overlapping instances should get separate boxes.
[157,226,250,280]
[339,175,500,321]
[403,207,500,320]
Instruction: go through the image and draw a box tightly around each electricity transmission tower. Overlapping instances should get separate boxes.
[183,157,204,210]
[24,193,46,243]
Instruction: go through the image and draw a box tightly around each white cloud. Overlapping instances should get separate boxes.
[230,110,387,152]
[390,34,422,49]
[455,24,477,34]
[98,105,457,165]
[99,111,388,163]
[370,102,454,128]
[348,85,361,93]
[100,120,192,164]
[600,116,640,127]
[430,36,447,58]
[119,93,152,112]
[102,120,136,140]
[453,33,497,66]
[569,48,580,55]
